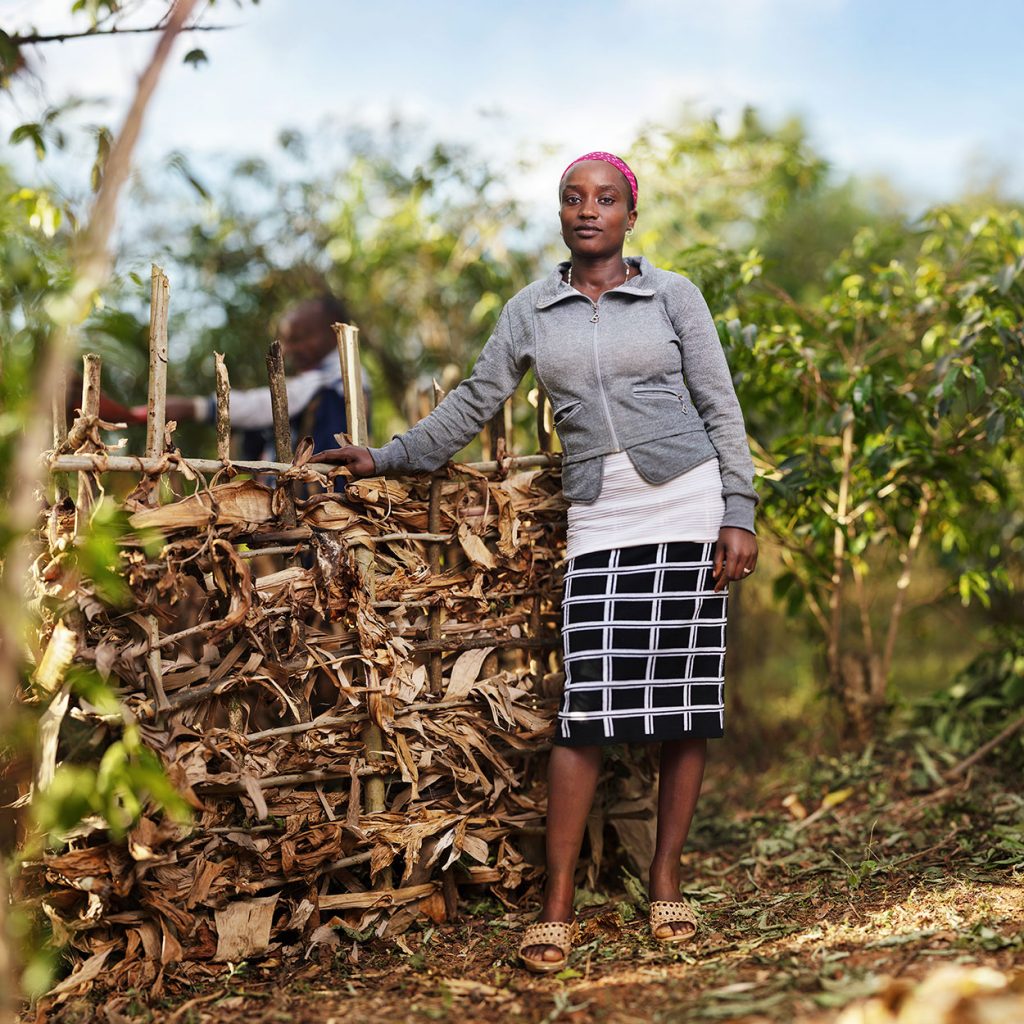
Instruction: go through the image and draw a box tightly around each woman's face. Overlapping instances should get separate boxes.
[559,160,637,259]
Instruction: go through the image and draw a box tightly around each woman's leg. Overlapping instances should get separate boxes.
[522,742,603,962]
[649,736,707,938]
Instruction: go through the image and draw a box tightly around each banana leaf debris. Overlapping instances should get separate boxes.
[19,435,590,996]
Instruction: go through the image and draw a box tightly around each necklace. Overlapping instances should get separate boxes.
[568,260,632,323]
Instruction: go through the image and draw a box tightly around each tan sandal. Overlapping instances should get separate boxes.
[518,919,579,974]
[649,900,697,944]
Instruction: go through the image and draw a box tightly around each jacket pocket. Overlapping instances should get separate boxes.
[553,399,583,426]
[632,385,690,413]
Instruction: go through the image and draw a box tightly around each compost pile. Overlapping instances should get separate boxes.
[20,444,569,993]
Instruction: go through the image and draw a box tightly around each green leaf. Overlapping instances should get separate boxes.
[9,123,45,160]
[996,262,1017,295]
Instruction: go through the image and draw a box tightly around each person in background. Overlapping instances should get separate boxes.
[129,295,368,457]
[63,382,136,428]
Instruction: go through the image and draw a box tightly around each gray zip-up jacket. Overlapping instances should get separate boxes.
[369,255,759,535]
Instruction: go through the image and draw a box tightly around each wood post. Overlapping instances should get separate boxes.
[144,264,169,462]
[333,323,387,823]
[75,353,102,522]
[482,400,514,679]
[529,383,550,685]
[537,385,553,453]
[215,352,231,465]
[266,339,297,528]
[487,402,507,461]
[214,353,244,731]
[144,268,171,714]
[52,364,69,501]
[428,475,444,695]
[427,380,445,695]
[146,614,170,715]
[333,322,367,445]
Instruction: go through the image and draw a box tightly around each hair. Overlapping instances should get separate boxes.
[310,293,352,327]
[275,294,354,351]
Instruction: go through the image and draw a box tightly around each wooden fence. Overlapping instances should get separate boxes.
[19,265,597,993]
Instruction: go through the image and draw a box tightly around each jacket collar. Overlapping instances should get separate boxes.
[535,254,657,309]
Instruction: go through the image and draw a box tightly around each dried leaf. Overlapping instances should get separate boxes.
[46,948,111,999]
[443,647,494,702]
[35,620,78,694]
[457,523,496,568]
[213,895,279,962]
[129,479,274,532]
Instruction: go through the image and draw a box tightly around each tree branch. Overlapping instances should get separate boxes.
[826,411,855,690]
[8,23,229,46]
[943,710,1024,781]
[879,484,931,688]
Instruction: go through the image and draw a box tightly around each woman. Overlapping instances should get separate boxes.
[315,152,759,972]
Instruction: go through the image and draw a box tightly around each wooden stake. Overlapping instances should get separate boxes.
[537,384,553,453]
[487,401,507,461]
[266,340,293,463]
[52,363,69,502]
[145,264,169,461]
[428,386,445,694]
[427,478,445,699]
[481,402,512,679]
[331,323,387,823]
[220,350,241,731]
[265,339,296,528]
[360,540,387,820]
[332,322,368,446]
[75,353,102,521]
[146,614,170,715]
[141,271,173,715]
[214,352,231,464]
[442,867,459,922]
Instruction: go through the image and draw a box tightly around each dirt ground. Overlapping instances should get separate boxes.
[45,738,1024,1024]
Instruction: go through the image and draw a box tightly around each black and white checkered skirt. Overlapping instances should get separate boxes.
[555,540,728,746]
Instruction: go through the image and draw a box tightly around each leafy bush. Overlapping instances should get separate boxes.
[912,624,1024,769]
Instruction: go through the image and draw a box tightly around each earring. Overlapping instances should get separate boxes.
[626,227,633,235]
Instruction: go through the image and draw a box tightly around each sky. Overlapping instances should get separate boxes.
[2,0,1023,213]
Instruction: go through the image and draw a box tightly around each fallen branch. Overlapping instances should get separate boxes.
[943,711,1024,781]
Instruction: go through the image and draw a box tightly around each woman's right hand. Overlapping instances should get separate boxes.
[313,445,377,478]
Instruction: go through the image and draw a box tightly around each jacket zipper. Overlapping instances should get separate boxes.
[590,294,621,449]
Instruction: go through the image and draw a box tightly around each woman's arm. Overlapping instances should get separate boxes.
[369,302,530,474]
[664,276,759,536]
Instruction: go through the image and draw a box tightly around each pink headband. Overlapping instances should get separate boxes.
[561,151,638,207]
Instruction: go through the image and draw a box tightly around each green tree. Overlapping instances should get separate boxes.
[729,207,1024,733]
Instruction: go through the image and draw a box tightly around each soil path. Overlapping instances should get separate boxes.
[56,742,1024,1023]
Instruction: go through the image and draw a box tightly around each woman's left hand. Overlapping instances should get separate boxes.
[712,527,758,593]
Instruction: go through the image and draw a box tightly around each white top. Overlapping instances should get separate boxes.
[566,451,725,560]
[195,352,345,429]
